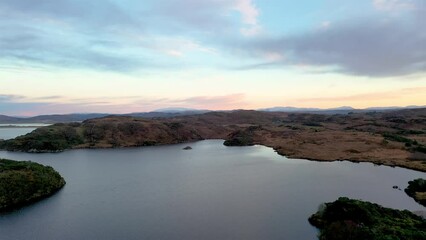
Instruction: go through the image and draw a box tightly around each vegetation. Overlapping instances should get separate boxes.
[413,145,426,154]
[303,122,323,127]
[0,159,65,212]
[382,132,426,155]
[223,126,261,146]
[309,197,426,240]
[405,178,426,207]
[0,124,83,152]
[382,133,416,145]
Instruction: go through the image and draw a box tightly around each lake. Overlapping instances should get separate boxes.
[0,127,37,140]
[0,140,424,240]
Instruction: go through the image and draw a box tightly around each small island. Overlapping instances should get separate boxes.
[309,197,426,240]
[0,159,66,212]
[405,178,426,207]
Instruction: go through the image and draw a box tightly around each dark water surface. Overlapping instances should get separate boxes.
[0,140,424,240]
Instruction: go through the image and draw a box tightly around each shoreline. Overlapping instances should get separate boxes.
[2,138,425,173]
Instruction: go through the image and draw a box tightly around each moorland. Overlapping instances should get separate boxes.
[1,108,425,172]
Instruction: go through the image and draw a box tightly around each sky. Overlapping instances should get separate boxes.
[0,0,425,116]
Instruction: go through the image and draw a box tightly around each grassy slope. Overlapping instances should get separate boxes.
[0,159,66,212]
[309,197,426,240]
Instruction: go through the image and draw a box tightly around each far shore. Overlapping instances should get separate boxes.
[0,124,51,128]
[1,109,425,172]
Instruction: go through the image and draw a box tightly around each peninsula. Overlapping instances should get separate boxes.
[405,178,426,207]
[0,159,65,212]
[309,197,426,240]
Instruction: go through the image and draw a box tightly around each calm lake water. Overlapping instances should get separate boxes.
[0,140,424,240]
[0,127,37,140]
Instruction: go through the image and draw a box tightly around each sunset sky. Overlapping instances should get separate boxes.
[0,0,425,116]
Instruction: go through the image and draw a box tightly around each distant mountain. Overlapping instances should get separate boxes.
[124,111,209,118]
[0,111,209,124]
[0,114,110,124]
[258,106,355,114]
[365,105,426,111]
[258,107,322,112]
[0,115,22,122]
[1,105,424,124]
[327,106,355,111]
[152,107,209,113]
[29,113,110,122]
[259,105,424,114]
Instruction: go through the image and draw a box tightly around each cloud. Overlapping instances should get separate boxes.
[0,93,247,116]
[0,21,151,72]
[372,0,416,11]
[177,93,246,109]
[237,7,426,77]
[320,21,331,30]
[0,0,139,32]
[153,0,260,35]
[233,0,261,36]
[136,36,217,58]
[32,96,63,101]
[0,94,25,102]
[0,0,260,72]
[155,0,231,32]
[2,0,423,77]
[234,0,258,25]
[132,94,247,110]
[296,87,426,103]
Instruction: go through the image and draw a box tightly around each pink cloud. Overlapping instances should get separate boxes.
[296,87,426,103]
[233,0,261,36]
[372,0,416,11]
[0,93,248,116]
[178,93,247,109]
